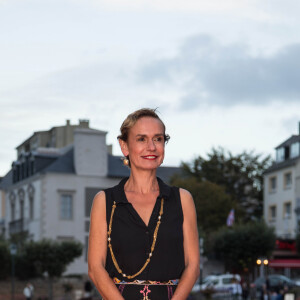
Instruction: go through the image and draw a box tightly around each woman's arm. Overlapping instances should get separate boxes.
[88,191,124,300]
[172,188,200,300]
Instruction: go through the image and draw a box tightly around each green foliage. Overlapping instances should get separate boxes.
[212,221,276,272]
[0,241,10,279]
[15,252,38,279]
[171,176,233,234]
[9,232,29,249]
[178,147,272,221]
[21,239,83,278]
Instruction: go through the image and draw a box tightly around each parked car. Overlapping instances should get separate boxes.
[192,273,242,296]
[252,274,299,298]
[192,275,218,292]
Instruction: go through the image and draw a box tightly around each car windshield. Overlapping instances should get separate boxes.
[222,278,233,284]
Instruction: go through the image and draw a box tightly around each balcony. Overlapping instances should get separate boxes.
[9,218,28,235]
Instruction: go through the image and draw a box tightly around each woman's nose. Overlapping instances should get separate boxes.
[147,139,156,150]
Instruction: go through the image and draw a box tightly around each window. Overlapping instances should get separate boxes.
[276,148,284,162]
[283,202,291,219]
[11,203,15,221]
[85,188,101,217]
[269,176,277,193]
[29,196,34,220]
[60,194,73,220]
[284,172,292,189]
[269,205,276,221]
[20,200,24,219]
[291,142,300,158]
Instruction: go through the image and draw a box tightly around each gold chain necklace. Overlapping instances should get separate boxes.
[107,198,164,279]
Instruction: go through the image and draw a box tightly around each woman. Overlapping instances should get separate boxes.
[88,108,199,299]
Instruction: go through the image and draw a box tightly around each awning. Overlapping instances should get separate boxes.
[269,259,300,268]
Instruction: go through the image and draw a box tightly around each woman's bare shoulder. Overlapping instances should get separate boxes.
[90,190,106,216]
[179,188,193,202]
[178,188,195,213]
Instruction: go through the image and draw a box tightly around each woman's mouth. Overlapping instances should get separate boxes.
[142,155,158,160]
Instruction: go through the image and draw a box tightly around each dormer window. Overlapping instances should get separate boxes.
[276,148,284,162]
[291,142,300,158]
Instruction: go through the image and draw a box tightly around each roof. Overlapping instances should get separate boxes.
[264,157,298,175]
[42,147,75,174]
[0,149,181,189]
[0,170,13,189]
[276,135,300,149]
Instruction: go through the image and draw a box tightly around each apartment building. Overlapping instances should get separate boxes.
[264,123,300,274]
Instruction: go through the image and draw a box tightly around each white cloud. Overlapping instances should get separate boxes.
[1,0,300,175]
[137,35,300,107]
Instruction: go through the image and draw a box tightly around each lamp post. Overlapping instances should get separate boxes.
[10,244,17,300]
[256,258,268,278]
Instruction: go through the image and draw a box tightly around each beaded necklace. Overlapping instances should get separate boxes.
[107,198,164,279]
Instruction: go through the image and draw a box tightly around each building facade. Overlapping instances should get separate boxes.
[264,123,300,275]
[0,120,180,274]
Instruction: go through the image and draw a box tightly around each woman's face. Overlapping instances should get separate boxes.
[120,117,165,171]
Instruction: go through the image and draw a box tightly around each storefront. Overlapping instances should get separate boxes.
[269,240,300,278]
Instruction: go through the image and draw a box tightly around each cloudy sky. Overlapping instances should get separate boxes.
[1,0,300,175]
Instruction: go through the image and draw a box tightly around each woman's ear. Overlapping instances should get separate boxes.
[119,139,129,157]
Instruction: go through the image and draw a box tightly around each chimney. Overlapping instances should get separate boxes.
[79,119,89,128]
[74,128,107,176]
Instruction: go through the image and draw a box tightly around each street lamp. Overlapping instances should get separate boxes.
[256,258,268,277]
[10,244,17,300]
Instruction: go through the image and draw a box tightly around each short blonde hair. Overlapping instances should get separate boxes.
[118,108,170,143]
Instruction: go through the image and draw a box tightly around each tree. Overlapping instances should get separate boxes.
[170,176,233,235]
[212,221,276,273]
[180,147,272,221]
[17,239,83,299]
[0,241,10,279]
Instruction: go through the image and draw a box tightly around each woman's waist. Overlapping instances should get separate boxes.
[113,277,179,286]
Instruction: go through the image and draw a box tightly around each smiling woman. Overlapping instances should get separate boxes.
[88,108,200,300]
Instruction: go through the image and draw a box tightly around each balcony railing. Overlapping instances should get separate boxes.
[9,218,28,235]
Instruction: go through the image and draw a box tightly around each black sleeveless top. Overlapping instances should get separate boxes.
[104,177,185,281]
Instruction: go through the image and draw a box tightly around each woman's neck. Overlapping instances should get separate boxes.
[125,170,159,195]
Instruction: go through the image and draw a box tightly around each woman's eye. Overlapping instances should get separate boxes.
[137,137,145,142]
[154,137,163,142]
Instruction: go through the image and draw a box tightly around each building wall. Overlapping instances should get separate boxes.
[4,178,43,241]
[264,165,297,238]
[42,173,120,274]
[0,190,5,219]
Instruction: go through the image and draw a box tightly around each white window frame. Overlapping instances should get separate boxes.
[284,172,292,189]
[276,148,284,162]
[269,205,277,222]
[57,190,76,221]
[269,176,277,193]
[283,202,292,219]
[291,142,300,158]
